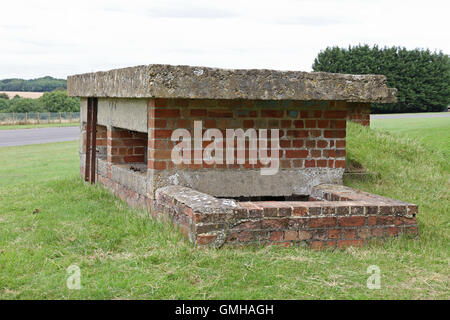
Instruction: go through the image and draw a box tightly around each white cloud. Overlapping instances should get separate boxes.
[0,0,448,79]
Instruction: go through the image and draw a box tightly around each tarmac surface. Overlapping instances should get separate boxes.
[0,126,79,147]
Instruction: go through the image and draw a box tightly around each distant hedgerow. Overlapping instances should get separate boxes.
[312,45,450,113]
[0,76,66,92]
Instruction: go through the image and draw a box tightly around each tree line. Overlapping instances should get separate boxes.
[0,91,80,113]
[312,45,450,113]
[0,76,66,92]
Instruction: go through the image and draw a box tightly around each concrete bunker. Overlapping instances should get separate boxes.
[68,64,418,248]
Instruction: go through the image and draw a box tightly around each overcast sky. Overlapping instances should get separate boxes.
[0,0,449,79]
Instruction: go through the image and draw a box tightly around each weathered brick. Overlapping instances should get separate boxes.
[261,218,289,229]
[197,234,217,245]
[305,160,316,168]
[238,203,262,218]
[286,150,309,158]
[343,229,356,239]
[269,231,283,241]
[335,160,346,168]
[394,217,417,226]
[324,130,346,139]
[284,230,299,241]
[310,217,337,228]
[376,216,394,226]
[298,230,313,240]
[366,216,377,226]
[324,110,347,119]
[338,216,365,227]
[328,229,341,239]
[234,220,261,230]
[288,218,309,229]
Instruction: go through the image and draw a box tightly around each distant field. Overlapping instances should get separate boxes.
[0,91,44,99]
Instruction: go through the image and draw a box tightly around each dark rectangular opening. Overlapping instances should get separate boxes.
[110,127,148,174]
[218,194,309,202]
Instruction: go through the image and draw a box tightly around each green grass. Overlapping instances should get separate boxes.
[372,117,450,159]
[0,142,79,186]
[0,121,448,299]
[0,123,79,130]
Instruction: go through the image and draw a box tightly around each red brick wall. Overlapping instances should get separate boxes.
[147,99,348,171]
[106,127,148,164]
[347,102,371,126]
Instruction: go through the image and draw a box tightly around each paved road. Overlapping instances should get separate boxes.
[0,127,79,147]
[371,113,450,119]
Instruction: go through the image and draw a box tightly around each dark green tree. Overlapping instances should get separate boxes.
[0,99,9,112]
[8,98,42,113]
[312,45,450,113]
[39,91,79,112]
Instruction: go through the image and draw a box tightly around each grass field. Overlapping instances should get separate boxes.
[0,123,79,130]
[372,117,450,158]
[0,119,448,299]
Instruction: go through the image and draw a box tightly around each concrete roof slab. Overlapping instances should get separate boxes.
[67,64,397,103]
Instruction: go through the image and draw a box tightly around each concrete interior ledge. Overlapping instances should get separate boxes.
[68,64,397,103]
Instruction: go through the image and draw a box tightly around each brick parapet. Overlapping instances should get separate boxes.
[154,184,419,249]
